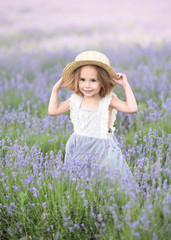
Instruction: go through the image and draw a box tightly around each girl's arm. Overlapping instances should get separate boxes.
[110,73,138,113]
[48,78,70,115]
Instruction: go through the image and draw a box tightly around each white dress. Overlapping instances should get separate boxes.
[64,91,139,193]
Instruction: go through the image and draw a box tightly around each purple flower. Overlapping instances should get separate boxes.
[31,187,39,197]
[67,195,71,200]
[152,232,158,240]
[132,221,139,229]
[84,199,88,207]
[74,224,80,229]
[42,202,47,209]
[97,213,103,222]
[132,231,140,237]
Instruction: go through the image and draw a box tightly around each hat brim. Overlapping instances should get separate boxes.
[62,60,118,87]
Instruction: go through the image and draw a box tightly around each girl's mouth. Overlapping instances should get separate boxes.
[83,89,93,93]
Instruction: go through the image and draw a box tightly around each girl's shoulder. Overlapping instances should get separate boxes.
[110,91,118,98]
[103,91,118,104]
[102,92,118,115]
[70,93,82,102]
[69,93,82,111]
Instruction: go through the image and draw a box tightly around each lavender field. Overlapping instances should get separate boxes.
[0,0,171,239]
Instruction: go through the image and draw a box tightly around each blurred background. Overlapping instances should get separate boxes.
[0,0,171,52]
[0,2,171,239]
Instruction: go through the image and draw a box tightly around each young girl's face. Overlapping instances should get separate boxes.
[79,65,101,98]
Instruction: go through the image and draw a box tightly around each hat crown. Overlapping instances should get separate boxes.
[75,51,110,66]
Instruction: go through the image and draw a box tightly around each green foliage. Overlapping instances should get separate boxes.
[0,44,171,239]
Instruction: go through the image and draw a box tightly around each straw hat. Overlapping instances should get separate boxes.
[62,51,118,89]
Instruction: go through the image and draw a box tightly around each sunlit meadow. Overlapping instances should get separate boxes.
[0,0,171,239]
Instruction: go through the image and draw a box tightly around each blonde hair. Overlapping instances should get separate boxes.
[66,65,114,98]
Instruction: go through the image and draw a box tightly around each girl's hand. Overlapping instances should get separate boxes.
[53,78,65,91]
[112,73,128,87]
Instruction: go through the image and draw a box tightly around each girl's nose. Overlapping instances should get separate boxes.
[85,81,90,88]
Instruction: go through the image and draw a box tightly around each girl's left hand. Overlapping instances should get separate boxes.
[112,73,128,87]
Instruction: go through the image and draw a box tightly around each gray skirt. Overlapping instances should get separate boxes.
[64,133,139,194]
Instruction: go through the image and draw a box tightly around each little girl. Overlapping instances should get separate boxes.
[48,51,139,192]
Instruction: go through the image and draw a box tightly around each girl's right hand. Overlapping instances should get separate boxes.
[53,78,65,91]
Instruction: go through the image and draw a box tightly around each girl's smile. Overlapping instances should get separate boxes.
[83,90,93,93]
[79,65,101,98]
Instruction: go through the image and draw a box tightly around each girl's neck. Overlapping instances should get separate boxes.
[80,94,102,110]
[82,94,101,101]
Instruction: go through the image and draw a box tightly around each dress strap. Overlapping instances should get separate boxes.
[69,93,82,130]
[100,92,117,138]
[110,92,118,132]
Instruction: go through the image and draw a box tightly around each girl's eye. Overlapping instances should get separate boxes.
[80,78,85,81]
[92,79,97,82]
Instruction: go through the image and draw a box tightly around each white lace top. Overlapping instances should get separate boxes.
[69,92,117,139]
